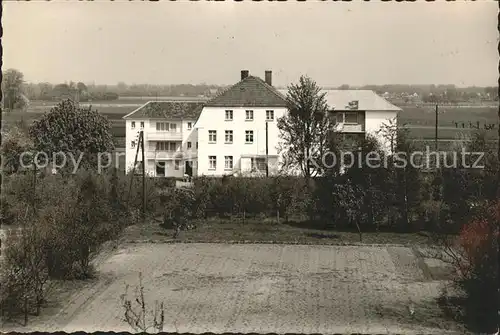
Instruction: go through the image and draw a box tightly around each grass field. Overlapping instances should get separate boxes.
[3,99,498,152]
[122,217,435,245]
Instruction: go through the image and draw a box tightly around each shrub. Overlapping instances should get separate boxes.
[120,272,165,332]
[159,187,195,229]
[454,201,499,332]
[13,169,132,279]
[190,176,308,222]
[269,176,300,222]
[0,212,49,323]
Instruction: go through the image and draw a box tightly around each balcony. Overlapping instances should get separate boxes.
[146,131,182,141]
[146,151,184,160]
[334,123,365,133]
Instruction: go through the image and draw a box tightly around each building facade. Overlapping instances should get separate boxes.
[279,89,402,154]
[195,70,287,176]
[123,70,401,177]
[123,101,204,177]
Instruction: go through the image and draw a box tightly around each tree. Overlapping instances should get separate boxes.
[376,117,398,154]
[277,76,331,178]
[52,83,71,99]
[344,135,390,230]
[2,69,26,110]
[28,99,114,170]
[76,82,88,93]
[38,82,53,100]
[0,125,33,173]
[117,82,128,92]
[332,179,364,240]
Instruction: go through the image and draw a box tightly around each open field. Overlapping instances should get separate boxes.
[6,241,462,334]
[3,99,498,153]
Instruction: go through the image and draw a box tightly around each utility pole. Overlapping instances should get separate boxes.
[127,131,142,204]
[435,104,438,151]
[32,160,37,215]
[140,131,146,222]
[265,121,269,177]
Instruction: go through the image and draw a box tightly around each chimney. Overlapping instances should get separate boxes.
[241,70,249,80]
[265,70,272,86]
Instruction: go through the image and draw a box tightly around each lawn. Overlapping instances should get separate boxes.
[121,217,436,246]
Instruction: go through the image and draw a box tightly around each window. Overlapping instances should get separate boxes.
[155,142,179,151]
[225,130,233,143]
[251,158,267,171]
[174,160,180,170]
[140,122,144,128]
[225,110,233,121]
[131,121,136,129]
[187,122,192,130]
[209,156,216,170]
[266,110,274,121]
[156,122,169,131]
[245,110,254,121]
[187,142,192,149]
[170,123,177,132]
[196,142,198,149]
[209,130,217,143]
[344,112,358,124]
[245,130,254,143]
[225,156,233,170]
[156,142,167,151]
[131,141,136,149]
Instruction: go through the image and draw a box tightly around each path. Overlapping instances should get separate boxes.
[14,243,462,334]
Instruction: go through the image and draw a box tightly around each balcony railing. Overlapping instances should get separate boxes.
[146,151,184,160]
[334,123,365,133]
[146,131,182,141]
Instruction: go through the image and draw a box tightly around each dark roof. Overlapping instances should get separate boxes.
[204,76,287,108]
[123,101,205,120]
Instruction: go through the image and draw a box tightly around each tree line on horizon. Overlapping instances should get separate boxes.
[2,69,498,110]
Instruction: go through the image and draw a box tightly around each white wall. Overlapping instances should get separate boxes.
[125,118,198,176]
[364,111,399,154]
[125,119,149,172]
[195,107,287,176]
[181,120,198,162]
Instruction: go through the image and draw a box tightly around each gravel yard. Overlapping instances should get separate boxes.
[14,242,463,334]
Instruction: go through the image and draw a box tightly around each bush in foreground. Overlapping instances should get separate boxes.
[0,212,49,323]
[451,201,499,332]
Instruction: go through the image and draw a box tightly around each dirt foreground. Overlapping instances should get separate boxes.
[11,243,463,334]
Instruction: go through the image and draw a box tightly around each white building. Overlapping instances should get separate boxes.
[123,70,401,178]
[195,70,287,176]
[278,88,402,154]
[325,89,401,154]
[123,101,205,177]
[123,70,287,177]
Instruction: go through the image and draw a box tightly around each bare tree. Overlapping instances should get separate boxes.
[120,272,165,333]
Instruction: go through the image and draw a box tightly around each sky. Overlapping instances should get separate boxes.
[3,1,498,87]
